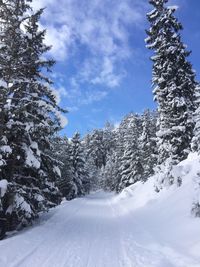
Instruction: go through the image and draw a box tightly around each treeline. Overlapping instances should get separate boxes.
[52,110,157,198]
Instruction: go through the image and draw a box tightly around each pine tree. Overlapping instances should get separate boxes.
[139,110,158,179]
[70,132,89,197]
[102,152,120,192]
[50,136,74,200]
[146,0,197,168]
[88,129,106,169]
[192,84,200,152]
[51,135,84,200]
[0,0,64,232]
[83,134,99,191]
[117,114,143,192]
[85,156,98,191]
[191,84,200,217]
[103,122,116,158]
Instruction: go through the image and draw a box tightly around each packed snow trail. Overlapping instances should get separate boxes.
[0,190,199,267]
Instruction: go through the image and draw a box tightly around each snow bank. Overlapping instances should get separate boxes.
[113,152,200,263]
[114,153,199,211]
[113,178,159,210]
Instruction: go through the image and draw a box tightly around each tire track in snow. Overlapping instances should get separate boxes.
[72,196,124,267]
[26,197,104,267]
[23,200,89,267]
[2,192,198,267]
[1,201,83,267]
[109,198,134,267]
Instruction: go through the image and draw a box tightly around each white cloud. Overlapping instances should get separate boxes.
[90,57,125,88]
[65,87,108,104]
[44,25,71,60]
[61,86,108,112]
[66,106,79,112]
[32,0,147,88]
[80,90,108,105]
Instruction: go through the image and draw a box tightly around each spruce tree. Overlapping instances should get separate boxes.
[83,134,99,191]
[191,84,200,217]
[50,136,74,200]
[88,129,106,169]
[117,114,143,192]
[139,110,158,179]
[0,0,64,232]
[103,122,116,158]
[192,84,200,152]
[102,152,121,192]
[146,0,197,167]
[70,132,89,197]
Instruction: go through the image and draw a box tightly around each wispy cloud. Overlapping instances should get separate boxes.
[79,90,108,105]
[32,0,147,89]
[79,57,126,88]
[63,89,109,113]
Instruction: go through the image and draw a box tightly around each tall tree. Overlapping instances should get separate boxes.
[0,0,64,232]
[146,0,197,169]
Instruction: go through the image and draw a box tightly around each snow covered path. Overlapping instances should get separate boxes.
[0,191,199,267]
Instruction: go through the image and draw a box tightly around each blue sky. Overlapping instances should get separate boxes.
[32,0,200,137]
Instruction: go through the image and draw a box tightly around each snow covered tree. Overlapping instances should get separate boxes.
[85,156,98,191]
[101,152,120,192]
[83,129,107,189]
[50,136,74,200]
[146,0,197,168]
[191,84,200,217]
[82,122,116,191]
[83,134,99,191]
[117,114,143,192]
[70,132,89,198]
[0,0,65,232]
[103,122,116,157]
[191,84,200,152]
[51,134,90,200]
[139,110,158,179]
[89,129,107,169]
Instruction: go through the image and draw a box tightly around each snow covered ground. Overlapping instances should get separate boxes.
[0,155,200,267]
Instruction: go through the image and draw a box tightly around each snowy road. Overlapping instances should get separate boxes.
[0,191,199,267]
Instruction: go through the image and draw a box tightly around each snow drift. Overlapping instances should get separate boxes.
[113,152,200,265]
